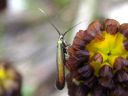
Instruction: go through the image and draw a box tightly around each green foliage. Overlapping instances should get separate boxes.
[54,0,70,8]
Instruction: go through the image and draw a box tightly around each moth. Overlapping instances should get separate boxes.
[39,8,80,90]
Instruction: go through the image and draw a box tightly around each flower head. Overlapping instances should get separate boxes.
[66,19,128,96]
[0,60,22,96]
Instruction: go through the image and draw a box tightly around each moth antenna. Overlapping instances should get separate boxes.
[39,8,61,35]
[63,22,82,37]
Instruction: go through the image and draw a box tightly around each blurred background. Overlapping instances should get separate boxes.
[0,0,128,96]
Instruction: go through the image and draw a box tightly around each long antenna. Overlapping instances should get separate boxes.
[63,22,82,36]
[39,8,61,35]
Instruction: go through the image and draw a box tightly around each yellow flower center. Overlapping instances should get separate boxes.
[0,68,7,80]
[86,31,128,75]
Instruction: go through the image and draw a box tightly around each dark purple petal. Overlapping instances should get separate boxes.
[66,74,77,96]
[75,50,90,62]
[114,57,124,71]
[75,85,90,96]
[68,47,76,56]
[87,20,103,37]
[76,30,86,40]
[99,65,113,78]
[124,41,128,51]
[72,37,86,50]
[91,85,108,96]
[110,85,127,96]
[99,65,114,88]
[78,65,93,79]
[115,70,128,83]
[66,56,81,71]
[104,19,120,34]
[99,77,115,89]
[84,76,97,88]
[119,23,128,38]
[83,32,95,44]
[114,57,128,71]
[93,53,103,63]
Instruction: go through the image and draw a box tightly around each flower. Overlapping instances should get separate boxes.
[0,60,22,96]
[66,19,128,96]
